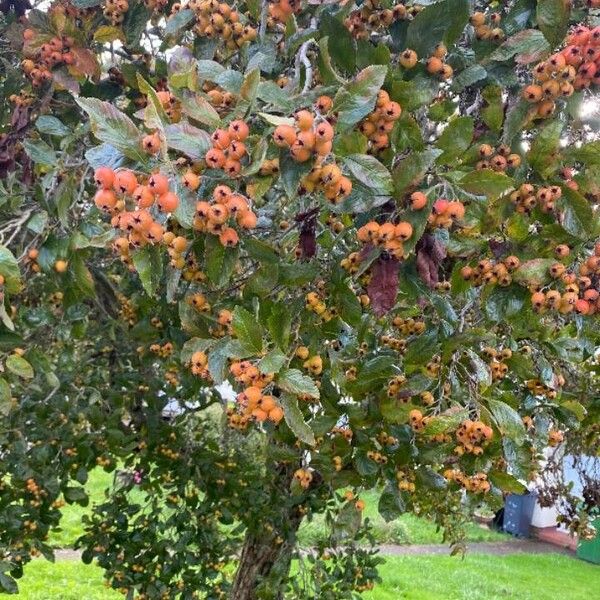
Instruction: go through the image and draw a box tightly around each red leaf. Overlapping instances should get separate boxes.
[367,256,399,316]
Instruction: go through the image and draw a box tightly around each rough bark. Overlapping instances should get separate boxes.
[229,507,302,600]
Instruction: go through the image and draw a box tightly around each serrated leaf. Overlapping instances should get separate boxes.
[333,65,387,130]
[341,154,393,194]
[258,348,287,374]
[458,169,514,199]
[280,393,315,446]
[205,235,238,287]
[466,349,492,389]
[405,0,469,56]
[488,398,526,445]
[436,116,474,163]
[557,188,598,239]
[165,121,212,159]
[165,8,194,35]
[378,483,406,522]
[132,246,163,296]
[0,246,22,294]
[77,97,144,161]
[179,91,221,128]
[392,149,442,196]
[537,0,570,48]
[232,306,264,355]
[488,29,550,64]
[23,139,57,166]
[513,258,556,287]
[528,120,563,177]
[36,115,70,137]
[277,368,319,399]
[489,470,527,494]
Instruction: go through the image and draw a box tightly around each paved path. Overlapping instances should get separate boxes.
[377,539,574,556]
[54,539,573,562]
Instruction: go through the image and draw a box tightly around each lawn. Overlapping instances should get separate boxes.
[4,553,599,599]
[49,469,506,548]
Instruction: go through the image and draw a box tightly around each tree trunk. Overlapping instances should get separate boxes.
[229,506,302,600]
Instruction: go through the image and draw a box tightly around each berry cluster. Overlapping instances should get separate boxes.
[443,469,491,494]
[95,169,179,262]
[204,84,236,112]
[476,143,522,172]
[508,183,563,214]
[460,256,520,287]
[395,469,416,492]
[103,0,129,26]
[162,233,188,270]
[424,43,454,80]
[356,220,413,260]
[408,409,431,432]
[358,90,402,152]
[427,198,465,228]
[454,419,493,456]
[293,468,313,489]
[482,346,513,382]
[193,184,257,246]
[343,0,411,40]
[522,25,600,118]
[268,0,301,26]
[189,0,257,49]
[205,119,250,177]
[305,292,335,322]
[21,32,75,87]
[298,163,353,204]
[273,109,335,162]
[392,316,426,336]
[470,10,505,42]
[236,385,283,424]
[155,90,182,122]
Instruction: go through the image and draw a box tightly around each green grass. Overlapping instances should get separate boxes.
[364,553,600,600]
[52,470,506,549]
[5,553,599,599]
[298,489,507,546]
[2,560,120,599]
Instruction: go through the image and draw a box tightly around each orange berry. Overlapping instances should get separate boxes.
[228,119,249,141]
[94,166,115,190]
[157,192,179,212]
[148,173,170,196]
[273,124,297,147]
[219,227,239,247]
[410,191,427,210]
[205,148,227,169]
[114,170,139,195]
[295,109,314,131]
[94,189,118,211]
[133,185,155,208]
[182,171,200,191]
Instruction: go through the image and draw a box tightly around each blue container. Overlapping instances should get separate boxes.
[503,492,537,537]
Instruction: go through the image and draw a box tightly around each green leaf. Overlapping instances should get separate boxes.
[423,410,468,436]
[332,280,362,327]
[180,337,215,364]
[488,29,550,64]
[405,0,469,56]
[132,246,163,296]
[36,115,71,136]
[392,149,442,196]
[392,113,424,152]
[123,1,150,48]
[341,154,393,194]
[489,470,527,494]
[451,65,487,92]
[333,65,388,130]
[267,303,291,350]
[93,25,125,43]
[528,120,563,177]
[239,68,261,106]
[536,0,570,48]
[416,466,448,490]
[320,12,357,74]
[566,140,600,165]
[280,393,315,446]
[165,8,194,35]
[458,169,514,199]
[232,306,264,355]
[333,131,369,156]
[0,245,22,294]
[513,258,556,287]
[436,116,473,163]
[466,349,492,390]
[179,91,221,128]
[0,378,11,416]
[484,285,527,322]
[481,86,504,133]
[348,355,395,395]
[502,99,532,145]
[165,121,212,159]
[391,75,439,112]
[488,398,526,445]
[76,97,144,161]
[205,234,238,287]
[6,355,34,379]
[277,368,319,399]
[557,188,598,240]
[23,139,57,166]
[279,151,312,199]
[258,349,287,374]
[378,483,406,522]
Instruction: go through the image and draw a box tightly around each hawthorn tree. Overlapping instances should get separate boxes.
[1,0,600,597]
